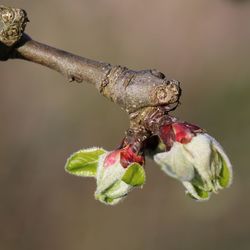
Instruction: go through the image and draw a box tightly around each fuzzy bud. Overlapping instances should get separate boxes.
[95,146,145,205]
[154,122,233,200]
[65,146,145,205]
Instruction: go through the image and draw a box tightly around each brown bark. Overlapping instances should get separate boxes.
[0,5,182,151]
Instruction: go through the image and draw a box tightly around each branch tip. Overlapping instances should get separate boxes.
[0,5,28,47]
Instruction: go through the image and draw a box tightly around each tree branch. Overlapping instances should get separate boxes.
[15,34,112,86]
[0,5,182,151]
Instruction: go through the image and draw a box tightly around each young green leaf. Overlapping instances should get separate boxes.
[122,163,146,186]
[218,152,231,188]
[65,147,106,177]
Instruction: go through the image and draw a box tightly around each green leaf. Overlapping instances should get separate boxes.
[122,163,146,186]
[191,169,206,190]
[65,147,106,177]
[183,181,210,201]
[218,152,231,188]
[193,184,210,199]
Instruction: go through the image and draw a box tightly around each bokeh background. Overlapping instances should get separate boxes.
[1,1,250,249]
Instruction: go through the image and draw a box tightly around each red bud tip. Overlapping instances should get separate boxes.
[120,146,144,168]
[104,146,144,169]
[104,151,120,168]
[159,122,203,149]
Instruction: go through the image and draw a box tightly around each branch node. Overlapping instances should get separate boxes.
[99,65,127,94]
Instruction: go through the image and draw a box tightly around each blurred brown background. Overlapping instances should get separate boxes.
[1,0,250,249]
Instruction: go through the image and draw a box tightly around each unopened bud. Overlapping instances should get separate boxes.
[95,146,145,205]
[65,146,145,205]
[154,122,233,200]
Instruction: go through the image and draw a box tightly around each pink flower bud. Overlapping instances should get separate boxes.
[95,145,145,205]
[154,121,233,200]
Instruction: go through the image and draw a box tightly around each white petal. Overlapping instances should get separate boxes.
[184,134,213,185]
[154,142,195,181]
[96,153,126,194]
